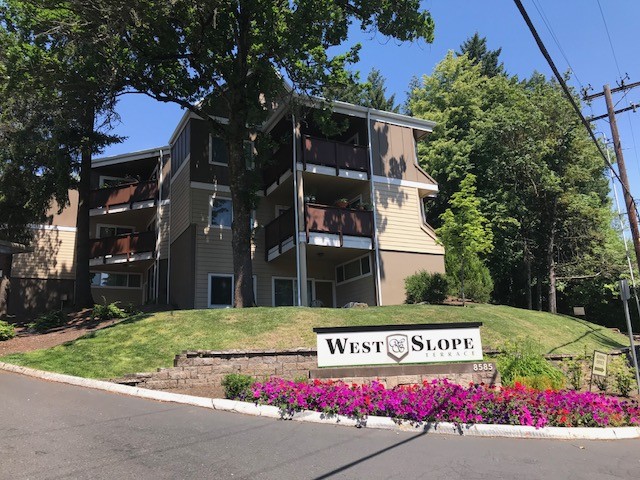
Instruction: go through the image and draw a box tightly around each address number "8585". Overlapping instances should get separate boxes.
[473,363,493,372]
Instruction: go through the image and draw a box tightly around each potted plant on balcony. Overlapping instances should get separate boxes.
[335,198,349,208]
[304,194,316,204]
[360,202,373,211]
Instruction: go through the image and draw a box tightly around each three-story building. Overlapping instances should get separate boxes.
[3,98,445,315]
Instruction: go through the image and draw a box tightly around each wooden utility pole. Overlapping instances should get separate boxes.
[602,84,640,276]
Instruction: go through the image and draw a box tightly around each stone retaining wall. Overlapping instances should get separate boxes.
[114,349,500,391]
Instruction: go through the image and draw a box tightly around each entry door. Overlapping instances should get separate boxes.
[314,281,334,308]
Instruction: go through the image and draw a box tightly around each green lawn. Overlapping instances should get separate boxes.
[0,304,629,379]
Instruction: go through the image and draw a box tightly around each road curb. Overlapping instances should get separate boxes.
[2,362,639,440]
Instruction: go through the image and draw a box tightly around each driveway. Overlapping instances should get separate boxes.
[0,370,638,479]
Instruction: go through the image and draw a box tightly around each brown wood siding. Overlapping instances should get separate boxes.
[374,183,444,254]
[190,119,231,185]
[370,121,437,184]
[170,161,191,240]
[335,274,376,307]
[11,229,77,279]
[169,225,195,309]
[46,190,78,227]
[378,249,445,305]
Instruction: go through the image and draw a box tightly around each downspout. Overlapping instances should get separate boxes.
[292,114,302,306]
[154,148,163,304]
[166,152,172,306]
[367,109,383,306]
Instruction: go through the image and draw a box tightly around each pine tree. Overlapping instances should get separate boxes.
[457,32,504,77]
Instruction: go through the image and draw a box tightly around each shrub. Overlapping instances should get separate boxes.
[222,373,256,400]
[565,358,584,391]
[405,271,448,304]
[609,355,636,397]
[498,340,564,390]
[29,310,67,332]
[445,253,493,303]
[594,374,609,393]
[0,320,16,341]
[93,302,128,321]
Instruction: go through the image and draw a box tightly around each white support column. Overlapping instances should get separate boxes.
[367,109,383,306]
[292,115,308,306]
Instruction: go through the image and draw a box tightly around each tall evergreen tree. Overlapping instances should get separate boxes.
[1,1,126,307]
[457,32,504,77]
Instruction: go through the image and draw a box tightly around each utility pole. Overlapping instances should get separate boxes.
[586,83,640,276]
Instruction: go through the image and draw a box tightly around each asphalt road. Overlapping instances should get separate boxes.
[1,371,639,480]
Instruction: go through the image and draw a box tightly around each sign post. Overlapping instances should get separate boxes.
[620,279,640,395]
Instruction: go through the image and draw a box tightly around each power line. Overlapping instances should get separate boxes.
[512,0,635,210]
[596,0,622,78]
[595,0,640,179]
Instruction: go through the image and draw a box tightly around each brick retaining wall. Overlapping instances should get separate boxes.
[114,349,501,392]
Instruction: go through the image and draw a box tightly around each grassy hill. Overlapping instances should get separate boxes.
[0,304,629,379]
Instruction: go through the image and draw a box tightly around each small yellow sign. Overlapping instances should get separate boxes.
[592,351,608,377]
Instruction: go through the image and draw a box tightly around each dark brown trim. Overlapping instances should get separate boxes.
[313,322,482,334]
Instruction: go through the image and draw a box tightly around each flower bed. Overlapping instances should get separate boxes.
[243,378,640,428]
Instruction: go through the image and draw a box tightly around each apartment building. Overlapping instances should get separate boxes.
[3,99,445,315]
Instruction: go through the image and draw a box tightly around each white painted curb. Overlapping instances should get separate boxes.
[2,362,639,440]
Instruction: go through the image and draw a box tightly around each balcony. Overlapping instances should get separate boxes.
[262,137,369,194]
[264,204,373,261]
[89,181,158,214]
[302,136,369,176]
[89,231,156,265]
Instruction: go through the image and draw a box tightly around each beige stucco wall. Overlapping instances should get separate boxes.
[374,183,444,255]
[335,273,376,307]
[11,229,77,279]
[378,250,445,305]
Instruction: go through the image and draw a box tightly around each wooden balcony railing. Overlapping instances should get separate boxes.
[304,204,373,241]
[262,144,293,191]
[264,207,295,256]
[89,231,156,259]
[264,203,374,259]
[302,135,369,175]
[89,180,158,210]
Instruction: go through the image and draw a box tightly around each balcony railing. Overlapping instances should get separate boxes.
[90,231,156,259]
[264,207,295,255]
[302,135,369,175]
[90,180,158,210]
[304,204,373,240]
[264,204,374,258]
[262,144,293,191]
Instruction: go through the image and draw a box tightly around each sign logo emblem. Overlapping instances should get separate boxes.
[386,334,409,362]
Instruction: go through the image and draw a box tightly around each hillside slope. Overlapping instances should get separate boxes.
[1,304,629,378]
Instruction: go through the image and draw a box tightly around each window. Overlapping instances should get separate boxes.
[336,254,372,285]
[209,135,229,165]
[171,121,191,177]
[99,176,127,188]
[97,225,134,238]
[208,274,234,307]
[208,274,257,307]
[244,140,255,169]
[210,197,233,228]
[91,272,142,288]
[273,278,313,306]
[348,195,362,209]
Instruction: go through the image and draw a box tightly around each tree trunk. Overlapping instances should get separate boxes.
[536,275,542,311]
[460,253,466,306]
[546,200,558,314]
[74,122,94,309]
[224,119,255,308]
[524,240,532,310]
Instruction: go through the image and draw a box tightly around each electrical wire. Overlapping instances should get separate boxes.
[512,0,639,220]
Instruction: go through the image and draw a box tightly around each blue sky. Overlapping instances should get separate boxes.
[103,0,640,195]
